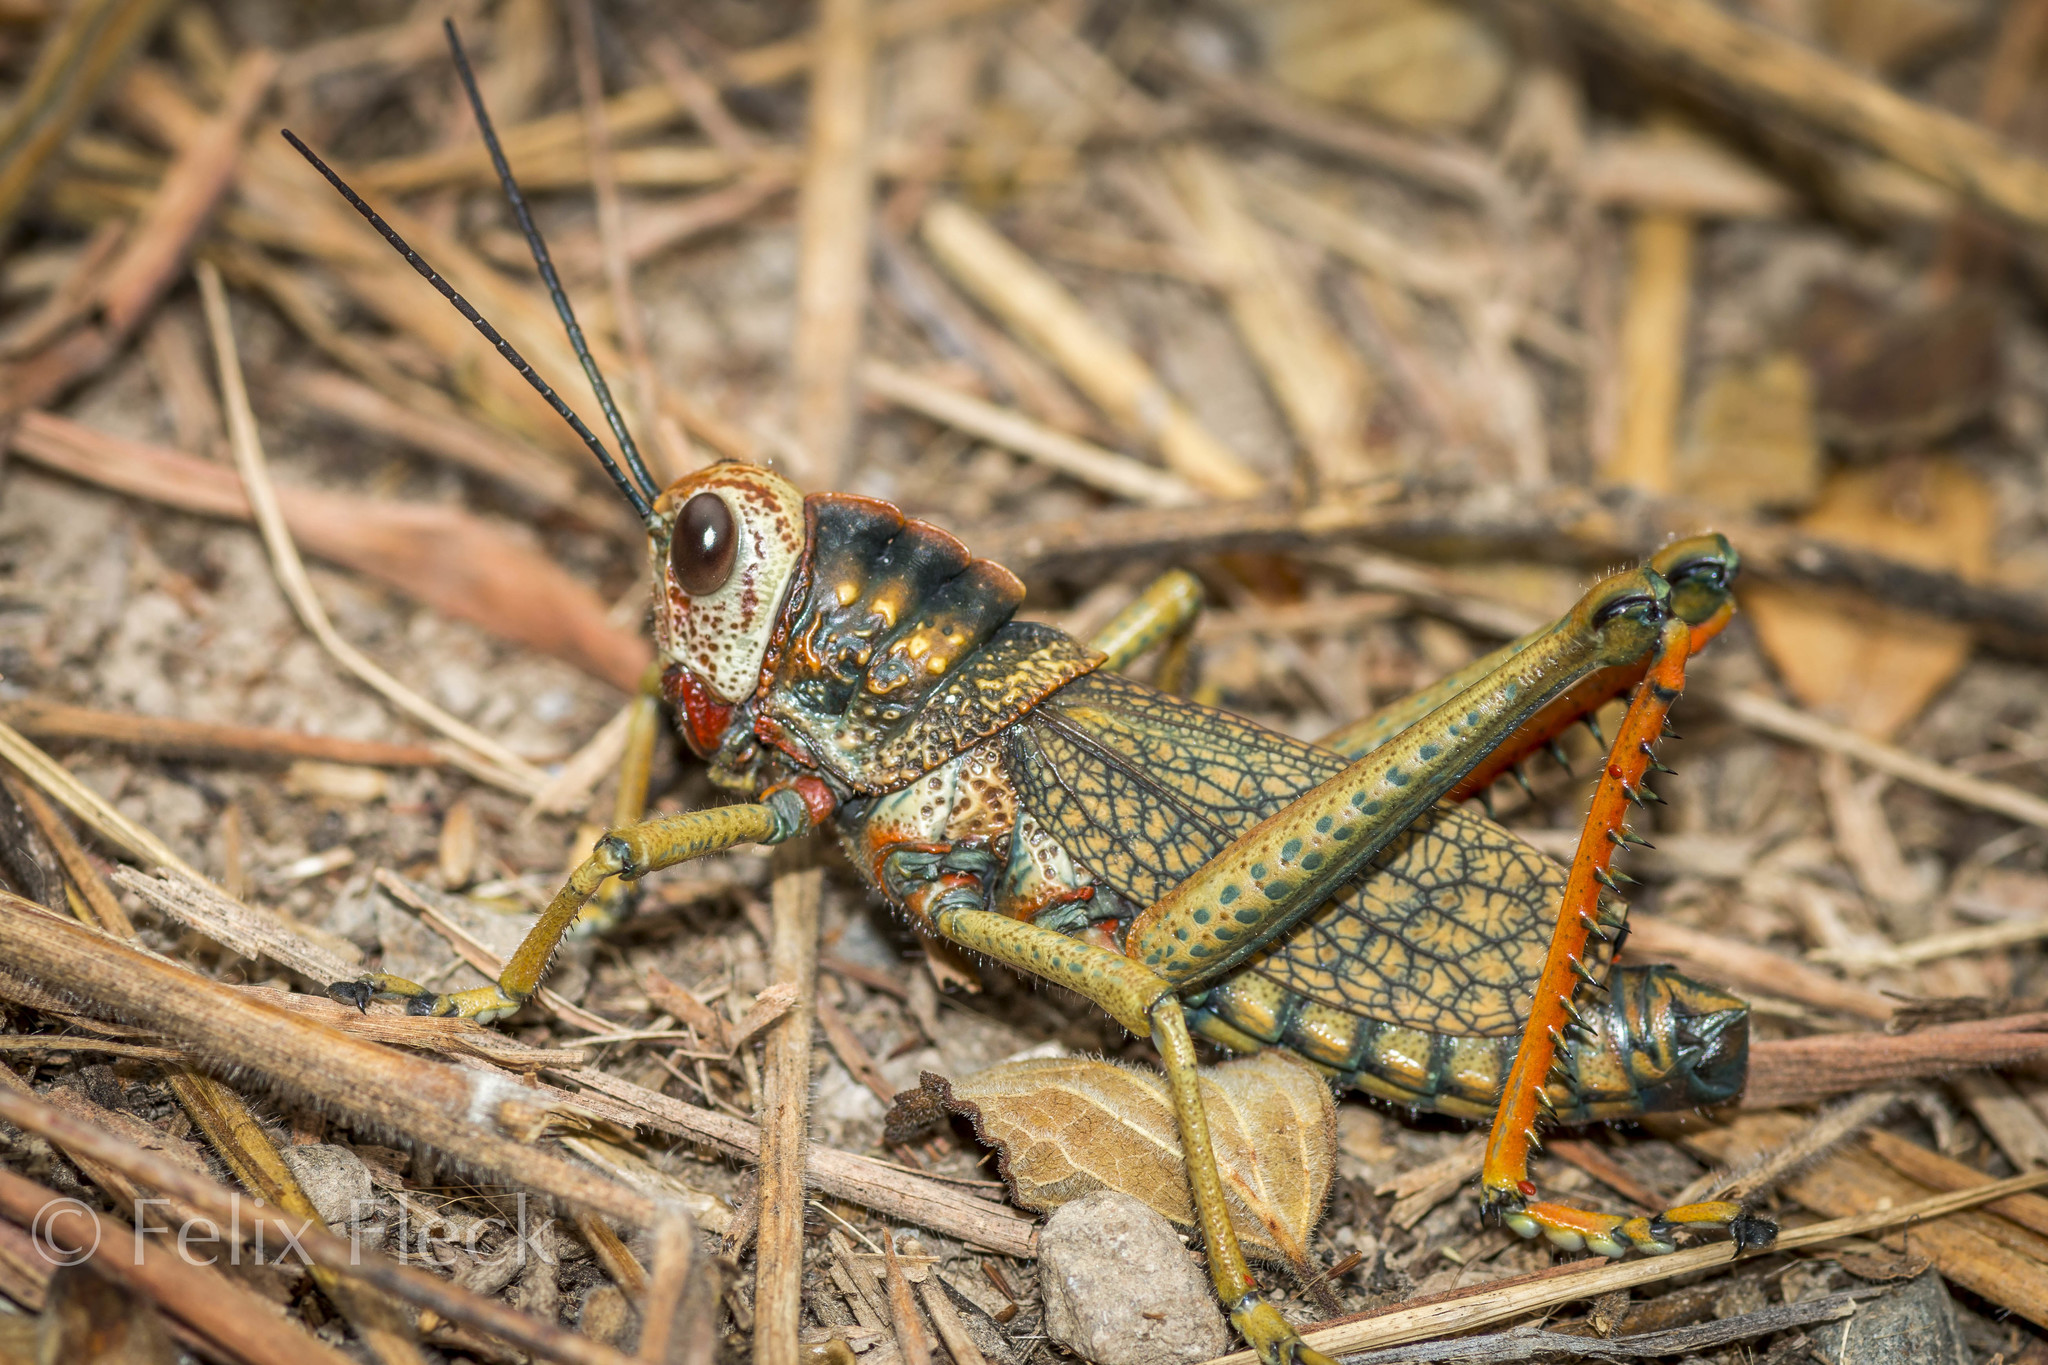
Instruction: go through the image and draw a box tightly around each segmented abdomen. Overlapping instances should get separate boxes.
[1186,962,1748,1124]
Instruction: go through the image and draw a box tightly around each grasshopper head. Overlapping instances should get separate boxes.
[651,464,807,752]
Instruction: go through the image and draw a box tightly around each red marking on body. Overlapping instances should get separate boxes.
[785,774,837,826]
[665,665,734,758]
[749,712,822,771]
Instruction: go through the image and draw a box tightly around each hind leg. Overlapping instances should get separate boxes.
[1479,615,1772,1256]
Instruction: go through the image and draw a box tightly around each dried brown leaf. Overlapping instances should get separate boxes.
[1742,457,1992,739]
[917,1052,1335,1272]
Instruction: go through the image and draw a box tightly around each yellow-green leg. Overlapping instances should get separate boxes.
[331,796,805,1021]
[935,905,1335,1365]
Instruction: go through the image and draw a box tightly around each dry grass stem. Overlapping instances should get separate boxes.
[171,1065,428,1365]
[1680,1111,2048,1324]
[883,1231,934,1365]
[634,1207,706,1365]
[568,0,689,485]
[1203,1167,2048,1364]
[1579,128,1796,217]
[0,1161,358,1365]
[1163,145,1378,489]
[1952,1071,2048,1172]
[113,864,358,982]
[0,718,195,875]
[2,697,444,768]
[0,0,168,232]
[1720,689,2048,830]
[0,893,657,1227]
[561,1057,1039,1257]
[282,366,609,519]
[816,989,899,1107]
[1816,913,2048,972]
[96,47,273,333]
[197,261,549,794]
[0,767,135,934]
[1604,205,1690,493]
[922,199,1264,499]
[861,359,1196,505]
[0,1081,637,1365]
[1545,0,2048,231]
[526,699,638,817]
[1687,1089,1901,1207]
[347,0,1025,196]
[1744,1014,2048,1106]
[1625,912,1895,1022]
[917,1275,991,1365]
[792,0,876,482]
[1868,1128,2048,1239]
[756,861,824,1365]
[1164,56,1502,206]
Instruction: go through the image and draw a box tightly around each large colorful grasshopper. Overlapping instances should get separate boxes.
[291,28,1768,1365]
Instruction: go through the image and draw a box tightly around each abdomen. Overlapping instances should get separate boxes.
[1186,963,1748,1123]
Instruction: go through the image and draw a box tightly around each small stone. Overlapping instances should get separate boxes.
[1039,1190,1229,1365]
[278,1143,374,1227]
[579,1283,635,1346]
[1808,1270,1969,1365]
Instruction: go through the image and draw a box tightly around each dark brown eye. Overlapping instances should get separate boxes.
[671,492,737,596]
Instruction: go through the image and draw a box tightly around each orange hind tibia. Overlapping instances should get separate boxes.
[1478,616,1771,1257]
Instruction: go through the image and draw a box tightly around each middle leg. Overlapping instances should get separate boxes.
[934,905,1334,1365]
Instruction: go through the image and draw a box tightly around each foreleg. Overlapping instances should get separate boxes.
[331,794,812,1021]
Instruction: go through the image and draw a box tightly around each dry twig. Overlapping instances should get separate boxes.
[1201,1168,2048,1363]
[0,1082,636,1365]
[792,0,877,482]
[923,199,1264,499]
[1545,0,2048,231]
[757,860,824,1365]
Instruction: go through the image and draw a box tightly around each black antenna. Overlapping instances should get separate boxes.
[442,19,662,505]
[281,129,655,522]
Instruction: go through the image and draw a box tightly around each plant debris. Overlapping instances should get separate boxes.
[7,2,2048,1364]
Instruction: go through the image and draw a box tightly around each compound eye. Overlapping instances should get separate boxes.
[671,492,737,596]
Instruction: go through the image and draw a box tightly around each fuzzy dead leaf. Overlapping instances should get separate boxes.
[914,1051,1335,1274]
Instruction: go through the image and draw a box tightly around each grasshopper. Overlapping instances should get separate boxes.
[289,26,1768,1364]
